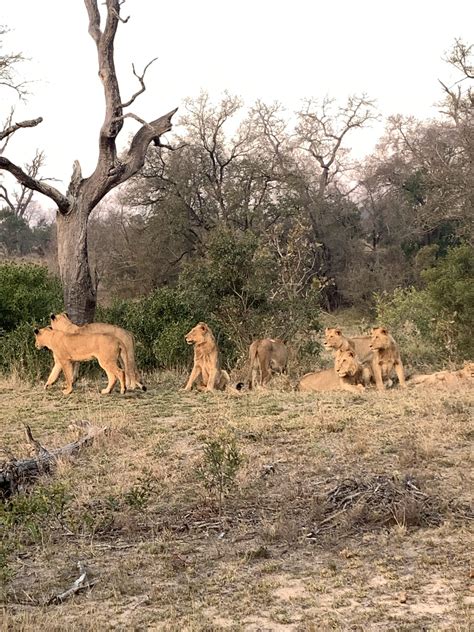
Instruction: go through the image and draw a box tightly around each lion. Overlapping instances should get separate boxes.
[184,322,230,392]
[50,312,145,391]
[248,338,288,389]
[324,328,372,361]
[410,362,474,387]
[34,326,126,395]
[368,327,406,390]
[296,349,365,393]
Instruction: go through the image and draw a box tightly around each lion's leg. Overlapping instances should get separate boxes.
[99,364,117,394]
[373,361,385,391]
[340,379,365,393]
[44,360,62,389]
[61,361,75,395]
[72,361,80,384]
[395,361,407,388]
[206,368,218,392]
[259,355,271,387]
[184,366,201,391]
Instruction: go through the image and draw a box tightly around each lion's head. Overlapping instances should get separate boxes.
[335,349,360,378]
[459,362,474,379]
[185,322,212,346]
[369,327,391,351]
[324,328,344,350]
[50,312,73,331]
[33,326,53,350]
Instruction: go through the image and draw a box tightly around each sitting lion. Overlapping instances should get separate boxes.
[50,312,145,391]
[184,322,230,392]
[248,338,288,389]
[324,328,372,362]
[368,327,406,390]
[34,327,126,395]
[410,362,474,387]
[296,349,365,393]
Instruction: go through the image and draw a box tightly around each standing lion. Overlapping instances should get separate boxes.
[50,312,145,391]
[184,322,230,392]
[248,338,288,389]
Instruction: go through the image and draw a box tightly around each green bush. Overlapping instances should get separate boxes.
[179,227,322,361]
[375,244,474,367]
[0,262,63,380]
[98,287,234,370]
[0,262,62,333]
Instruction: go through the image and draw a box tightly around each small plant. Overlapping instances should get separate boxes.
[123,469,158,510]
[196,434,243,512]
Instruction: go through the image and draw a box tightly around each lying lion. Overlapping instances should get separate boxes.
[296,349,365,393]
[50,312,145,391]
[184,322,230,392]
[368,327,406,390]
[248,338,288,389]
[34,326,126,395]
[410,362,474,387]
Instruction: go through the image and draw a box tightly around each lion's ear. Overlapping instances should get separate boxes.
[335,329,342,336]
[347,350,354,357]
[33,328,39,335]
[65,312,69,318]
[50,313,56,320]
[380,327,388,334]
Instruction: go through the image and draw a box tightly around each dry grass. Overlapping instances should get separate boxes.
[0,370,473,631]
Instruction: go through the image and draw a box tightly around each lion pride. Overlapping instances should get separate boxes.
[248,338,288,389]
[369,327,406,390]
[297,349,365,393]
[34,326,126,395]
[184,322,230,392]
[50,312,145,391]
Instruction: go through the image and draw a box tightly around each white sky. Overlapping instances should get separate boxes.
[1,0,473,211]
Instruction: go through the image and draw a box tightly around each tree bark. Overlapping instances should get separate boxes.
[56,202,97,324]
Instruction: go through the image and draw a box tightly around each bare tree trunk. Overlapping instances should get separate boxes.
[56,203,96,324]
[0,1,177,325]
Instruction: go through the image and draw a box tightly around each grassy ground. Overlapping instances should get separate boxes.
[0,368,473,631]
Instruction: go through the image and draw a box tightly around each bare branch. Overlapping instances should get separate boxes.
[0,156,69,212]
[0,116,43,153]
[121,58,157,109]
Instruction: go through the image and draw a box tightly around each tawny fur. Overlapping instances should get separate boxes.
[34,327,126,395]
[248,338,288,389]
[184,322,229,392]
[50,312,145,391]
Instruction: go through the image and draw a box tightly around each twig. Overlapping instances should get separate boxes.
[46,561,96,605]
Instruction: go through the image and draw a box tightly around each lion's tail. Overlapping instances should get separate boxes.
[122,331,147,392]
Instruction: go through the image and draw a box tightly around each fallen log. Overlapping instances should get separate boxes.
[1,420,108,497]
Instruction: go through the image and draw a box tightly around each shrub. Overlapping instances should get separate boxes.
[179,227,322,362]
[196,434,243,512]
[0,262,62,333]
[375,244,474,367]
[97,287,234,370]
[0,262,63,380]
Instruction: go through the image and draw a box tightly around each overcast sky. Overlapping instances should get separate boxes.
[1,0,473,211]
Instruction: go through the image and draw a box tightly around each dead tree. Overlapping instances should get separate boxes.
[0,420,107,497]
[0,0,177,323]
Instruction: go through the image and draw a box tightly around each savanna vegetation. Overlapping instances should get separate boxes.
[0,5,473,631]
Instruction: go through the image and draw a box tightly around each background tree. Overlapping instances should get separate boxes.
[0,1,176,323]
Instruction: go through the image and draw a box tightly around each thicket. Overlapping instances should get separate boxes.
[1,241,470,382]
[375,244,473,368]
[0,263,62,380]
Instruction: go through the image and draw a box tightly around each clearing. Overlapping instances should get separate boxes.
[0,372,472,631]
